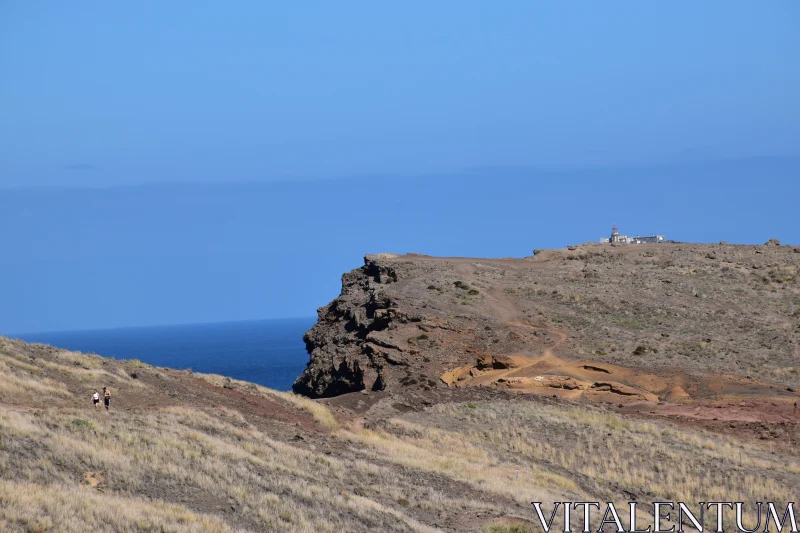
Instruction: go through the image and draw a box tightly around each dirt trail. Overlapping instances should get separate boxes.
[441,261,800,414]
[457,260,569,353]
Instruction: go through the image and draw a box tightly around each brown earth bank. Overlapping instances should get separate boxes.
[2,242,799,532]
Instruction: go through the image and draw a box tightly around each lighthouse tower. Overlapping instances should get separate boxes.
[610,224,620,243]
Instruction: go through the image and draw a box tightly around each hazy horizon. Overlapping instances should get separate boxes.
[9,315,317,337]
[2,158,798,335]
[2,154,799,191]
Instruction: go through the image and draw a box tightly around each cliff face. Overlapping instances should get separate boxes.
[293,243,800,399]
[292,254,416,397]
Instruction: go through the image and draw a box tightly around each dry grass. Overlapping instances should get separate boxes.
[340,417,580,506]
[0,400,481,532]
[0,480,239,533]
[1,334,796,532]
[0,354,41,373]
[425,401,799,505]
[193,372,340,430]
[0,360,71,400]
[263,389,340,431]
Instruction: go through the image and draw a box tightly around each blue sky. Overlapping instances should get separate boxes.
[1,2,798,333]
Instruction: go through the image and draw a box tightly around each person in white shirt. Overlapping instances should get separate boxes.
[92,390,100,410]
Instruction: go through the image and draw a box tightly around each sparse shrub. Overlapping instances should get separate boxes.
[633,346,647,356]
[71,419,93,430]
[397,497,411,507]
[454,281,471,290]
[24,519,50,533]
[417,334,429,341]
[468,289,480,295]
[467,403,477,409]
[427,285,437,290]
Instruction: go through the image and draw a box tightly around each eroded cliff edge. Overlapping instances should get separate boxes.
[292,253,434,398]
[293,243,800,399]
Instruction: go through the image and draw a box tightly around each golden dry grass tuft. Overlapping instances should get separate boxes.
[193,372,340,430]
[425,401,799,505]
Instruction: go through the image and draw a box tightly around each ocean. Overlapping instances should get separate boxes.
[15,317,316,391]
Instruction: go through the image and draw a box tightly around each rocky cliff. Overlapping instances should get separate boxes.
[292,253,430,397]
[293,243,800,399]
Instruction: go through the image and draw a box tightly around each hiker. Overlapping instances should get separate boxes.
[92,389,100,410]
[103,386,111,411]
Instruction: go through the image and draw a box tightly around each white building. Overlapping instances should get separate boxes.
[600,225,664,244]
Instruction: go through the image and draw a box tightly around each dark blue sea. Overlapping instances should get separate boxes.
[15,318,315,391]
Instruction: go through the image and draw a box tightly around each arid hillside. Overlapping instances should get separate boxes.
[2,334,799,533]
[2,242,799,532]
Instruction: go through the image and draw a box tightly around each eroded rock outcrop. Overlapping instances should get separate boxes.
[292,256,397,397]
